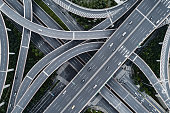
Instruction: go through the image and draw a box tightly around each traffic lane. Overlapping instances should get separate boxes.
[131,55,169,105]
[74,29,113,39]
[120,79,159,113]
[92,0,137,30]
[17,73,47,109]
[15,40,83,104]
[42,0,80,31]
[107,79,128,99]
[63,53,128,113]
[14,43,102,112]
[21,29,31,47]
[5,0,24,15]
[46,10,157,113]
[97,98,118,113]
[117,103,132,113]
[100,87,132,113]
[133,57,159,85]
[32,1,62,30]
[0,2,114,40]
[154,83,168,101]
[147,1,170,26]
[16,77,32,104]
[100,87,121,107]
[0,27,8,71]
[124,95,147,113]
[124,19,155,51]
[137,0,158,16]
[108,79,149,113]
[146,96,165,113]
[24,0,32,20]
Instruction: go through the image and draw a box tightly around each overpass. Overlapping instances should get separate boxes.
[0,12,9,99]
[160,24,170,98]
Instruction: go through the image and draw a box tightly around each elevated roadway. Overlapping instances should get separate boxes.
[42,0,82,31]
[99,86,133,113]
[11,42,103,113]
[15,40,88,105]
[0,12,9,99]
[107,78,149,113]
[129,53,170,108]
[160,25,170,98]
[7,0,33,112]
[120,74,165,113]
[41,0,170,112]
[52,0,128,18]
[0,0,114,40]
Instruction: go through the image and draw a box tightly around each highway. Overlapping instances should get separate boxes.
[11,42,103,113]
[120,74,164,113]
[52,0,128,18]
[1,0,169,112]
[5,0,95,107]
[107,78,149,113]
[91,0,139,30]
[42,0,170,112]
[94,95,119,113]
[160,25,170,98]
[7,0,33,112]
[42,0,82,31]
[99,86,133,113]
[0,0,114,40]
[0,12,9,99]
[15,40,88,105]
[129,53,169,107]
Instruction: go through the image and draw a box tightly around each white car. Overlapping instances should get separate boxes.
[122,32,126,36]
[118,62,121,66]
[93,85,97,89]
[71,105,75,109]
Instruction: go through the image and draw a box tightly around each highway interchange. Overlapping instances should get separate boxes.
[0,0,169,113]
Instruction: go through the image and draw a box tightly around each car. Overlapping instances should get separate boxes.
[110,93,113,97]
[122,32,126,36]
[81,79,85,83]
[109,43,113,48]
[93,85,97,89]
[105,66,110,71]
[156,20,160,24]
[112,48,116,52]
[38,29,42,32]
[150,16,153,20]
[71,105,75,109]
[129,21,132,25]
[87,67,92,71]
[63,90,66,94]
[118,62,121,66]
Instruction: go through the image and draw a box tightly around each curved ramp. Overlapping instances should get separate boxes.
[12,42,103,113]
